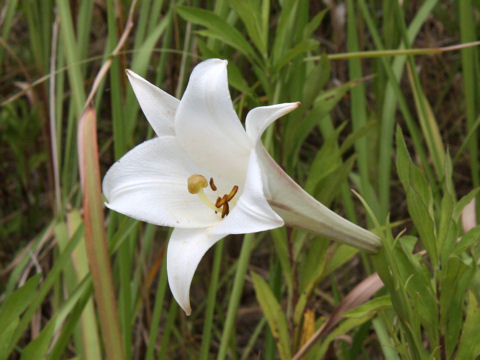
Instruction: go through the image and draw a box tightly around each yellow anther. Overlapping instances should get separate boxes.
[188,174,208,194]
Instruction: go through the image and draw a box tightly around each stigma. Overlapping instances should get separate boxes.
[187,174,238,218]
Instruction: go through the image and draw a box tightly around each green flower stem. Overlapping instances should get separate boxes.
[217,234,254,360]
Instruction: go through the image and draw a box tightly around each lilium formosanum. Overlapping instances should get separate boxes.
[102,59,381,315]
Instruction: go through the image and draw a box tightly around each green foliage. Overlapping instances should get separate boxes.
[1,1,479,359]
[370,128,480,359]
[251,272,291,360]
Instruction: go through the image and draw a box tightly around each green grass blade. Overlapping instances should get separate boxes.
[217,234,254,360]
[176,6,259,63]
[145,259,169,360]
[200,242,224,360]
[459,0,480,220]
[347,0,379,219]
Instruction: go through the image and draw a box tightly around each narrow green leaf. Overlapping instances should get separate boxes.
[406,64,445,177]
[343,295,392,318]
[271,228,293,294]
[7,225,84,357]
[303,8,328,38]
[453,188,480,222]
[274,39,318,72]
[0,274,40,336]
[251,272,291,360]
[456,291,480,359]
[20,320,55,360]
[272,0,298,68]
[0,318,18,360]
[176,6,258,62]
[440,257,476,358]
[228,0,266,56]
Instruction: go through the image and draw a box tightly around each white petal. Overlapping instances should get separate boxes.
[257,146,381,252]
[211,150,283,235]
[245,102,301,145]
[102,136,221,228]
[167,228,224,315]
[126,70,179,137]
[175,59,251,183]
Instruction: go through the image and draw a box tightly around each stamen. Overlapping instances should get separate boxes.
[187,174,239,219]
[226,185,238,201]
[221,202,229,218]
[216,195,227,208]
[209,177,217,191]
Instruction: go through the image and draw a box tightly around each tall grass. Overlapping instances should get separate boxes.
[0,1,479,359]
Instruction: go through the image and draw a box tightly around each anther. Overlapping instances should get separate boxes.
[209,177,217,191]
[221,202,229,218]
[226,185,238,201]
[216,195,227,208]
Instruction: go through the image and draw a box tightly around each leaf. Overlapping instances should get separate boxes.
[454,226,480,256]
[0,274,41,340]
[406,63,445,177]
[343,295,392,318]
[20,320,55,360]
[274,39,319,72]
[440,256,476,358]
[0,318,18,360]
[176,6,258,62]
[315,314,373,358]
[304,124,345,193]
[396,127,437,261]
[303,8,328,38]
[456,291,480,359]
[302,55,331,109]
[437,192,456,264]
[227,0,266,56]
[251,272,291,360]
[271,228,293,294]
[272,0,298,67]
[453,188,480,222]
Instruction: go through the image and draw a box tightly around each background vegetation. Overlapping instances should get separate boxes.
[1,0,479,359]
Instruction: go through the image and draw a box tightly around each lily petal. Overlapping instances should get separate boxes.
[103,136,221,228]
[175,59,251,182]
[211,150,283,235]
[245,102,301,145]
[126,70,179,137]
[167,227,224,315]
[257,146,381,252]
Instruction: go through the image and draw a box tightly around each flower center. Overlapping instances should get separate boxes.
[187,174,238,218]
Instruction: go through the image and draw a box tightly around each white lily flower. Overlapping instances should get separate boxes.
[103,59,380,315]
